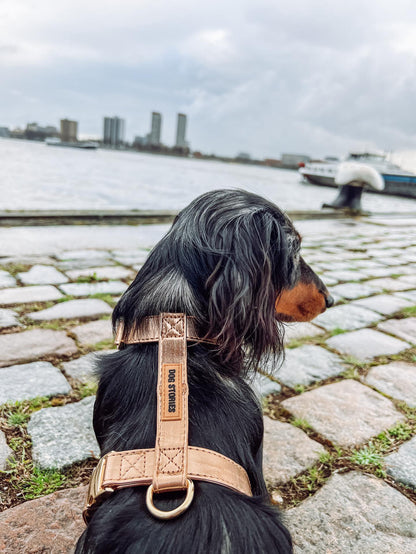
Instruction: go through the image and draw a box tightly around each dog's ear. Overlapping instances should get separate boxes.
[205,211,290,372]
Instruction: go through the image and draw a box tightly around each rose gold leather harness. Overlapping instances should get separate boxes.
[83,313,252,524]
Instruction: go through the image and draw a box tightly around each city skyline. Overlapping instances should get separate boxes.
[1,1,415,158]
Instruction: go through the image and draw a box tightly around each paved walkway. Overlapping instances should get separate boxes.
[0,215,416,552]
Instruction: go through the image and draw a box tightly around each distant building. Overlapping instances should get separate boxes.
[103,116,125,146]
[264,158,282,168]
[175,113,187,148]
[60,119,78,142]
[281,153,311,169]
[148,112,162,146]
[25,122,59,140]
[236,152,251,160]
[0,127,10,138]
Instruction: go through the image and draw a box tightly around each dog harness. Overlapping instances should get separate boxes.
[83,313,252,524]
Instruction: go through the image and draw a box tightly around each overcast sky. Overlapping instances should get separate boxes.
[1,0,415,158]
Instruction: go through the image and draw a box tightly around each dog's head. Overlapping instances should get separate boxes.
[114,189,332,373]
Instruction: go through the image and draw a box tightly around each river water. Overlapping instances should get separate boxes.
[1,138,415,213]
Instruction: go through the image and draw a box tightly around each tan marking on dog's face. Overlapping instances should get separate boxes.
[275,282,327,322]
[275,257,332,322]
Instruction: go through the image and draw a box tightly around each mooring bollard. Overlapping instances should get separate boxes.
[322,162,384,212]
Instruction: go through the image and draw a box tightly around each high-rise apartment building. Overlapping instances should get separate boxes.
[103,116,125,146]
[149,112,162,145]
[60,119,78,142]
[175,113,187,148]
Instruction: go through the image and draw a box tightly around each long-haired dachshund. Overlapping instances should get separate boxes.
[76,189,332,554]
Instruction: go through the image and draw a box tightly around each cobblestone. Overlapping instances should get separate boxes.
[71,319,113,345]
[283,322,325,344]
[0,285,63,306]
[364,277,414,292]
[65,265,135,281]
[28,396,99,469]
[0,329,77,367]
[281,380,404,447]
[364,362,416,407]
[2,217,416,548]
[285,471,416,553]
[352,293,413,315]
[59,280,127,297]
[0,361,71,405]
[385,437,416,489]
[274,345,345,388]
[17,265,69,285]
[263,418,326,485]
[313,304,382,331]
[0,308,20,328]
[0,270,16,289]
[328,282,382,300]
[326,328,410,360]
[377,317,416,344]
[28,298,112,320]
[62,350,114,382]
[0,430,12,470]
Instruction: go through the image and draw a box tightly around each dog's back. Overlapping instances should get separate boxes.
[76,344,292,553]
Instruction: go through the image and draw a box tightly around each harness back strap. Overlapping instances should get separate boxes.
[154,313,188,492]
[83,313,252,524]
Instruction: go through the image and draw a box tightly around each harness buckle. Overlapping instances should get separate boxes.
[83,455,114,524]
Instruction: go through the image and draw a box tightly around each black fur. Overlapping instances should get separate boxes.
[76,189,305,553]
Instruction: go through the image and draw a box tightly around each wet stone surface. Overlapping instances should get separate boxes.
[284,471,416,554]
[364,362,416,407]
[281,380,404,447]
[28,396,99,470]
[326,328,410,361]
[0,361,71,405]
[263,417,326,486]
[274,345,345,388]
[385,437,416,489]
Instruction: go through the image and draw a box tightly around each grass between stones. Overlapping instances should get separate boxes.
[264,388,416,509]
[0,386,98,510]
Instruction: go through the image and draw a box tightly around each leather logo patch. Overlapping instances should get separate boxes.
[161,363,182,421]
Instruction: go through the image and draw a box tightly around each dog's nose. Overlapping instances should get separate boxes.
[325,295,335,308]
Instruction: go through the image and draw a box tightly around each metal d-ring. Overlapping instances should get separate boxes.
[146,479,194,520]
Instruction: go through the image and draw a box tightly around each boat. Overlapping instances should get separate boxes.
[299,152,416,199]
[45,137,99,149]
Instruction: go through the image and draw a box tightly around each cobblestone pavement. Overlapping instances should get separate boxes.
[0,215,416,553]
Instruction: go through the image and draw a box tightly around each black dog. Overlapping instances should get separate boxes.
[76,189,332,554]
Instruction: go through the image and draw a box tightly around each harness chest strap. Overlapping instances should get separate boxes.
[83,313,252,523]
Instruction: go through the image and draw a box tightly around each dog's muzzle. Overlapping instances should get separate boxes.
[83,314,252,524]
